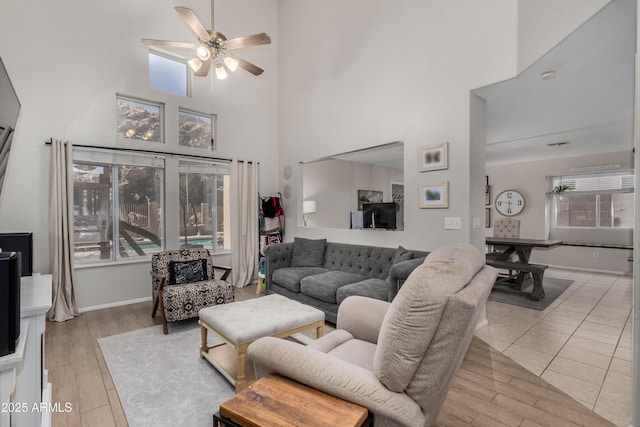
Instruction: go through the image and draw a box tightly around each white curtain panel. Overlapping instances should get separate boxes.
[230,160,259,288]
[48,139,79,321]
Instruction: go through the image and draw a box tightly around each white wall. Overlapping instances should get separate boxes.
[486,150,634,274]
[0,0,623,308]
[517,0,611,71]
[277,0,518,250]
[0,0,279,310]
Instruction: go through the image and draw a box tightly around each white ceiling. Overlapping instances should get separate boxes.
[308,1,635,170]
[474,0,636,166]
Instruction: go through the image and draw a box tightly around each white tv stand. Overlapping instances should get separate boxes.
[0,274,52,427]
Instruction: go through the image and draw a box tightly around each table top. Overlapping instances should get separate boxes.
[486,237,563,248]
[199,294,324,344]
[219,374,368,427]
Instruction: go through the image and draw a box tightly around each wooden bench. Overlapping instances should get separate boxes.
[486,260,548,301]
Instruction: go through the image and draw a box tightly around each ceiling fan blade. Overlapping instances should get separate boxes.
[175,6,211,41]
[227,53,264,76]
[224,33,271,49]
[141,38,196,50]
[194,59,212,77]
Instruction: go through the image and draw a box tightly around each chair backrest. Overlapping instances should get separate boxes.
[151,248,213,289]
[494,218,520,238]
[372,244,497,425]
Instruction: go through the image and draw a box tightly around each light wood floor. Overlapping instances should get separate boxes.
[45,285,616,427]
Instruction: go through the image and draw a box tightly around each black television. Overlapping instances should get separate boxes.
[0,232,32,276]
[363,202,397,230]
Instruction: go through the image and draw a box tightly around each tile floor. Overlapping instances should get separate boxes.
[475,268,634,427]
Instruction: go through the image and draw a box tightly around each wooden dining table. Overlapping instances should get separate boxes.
[485,237,562,300]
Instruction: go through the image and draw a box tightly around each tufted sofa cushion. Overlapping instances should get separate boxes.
[373,244,485,392]
[272,266,328,293]
[322,243,396,279]
[301,271,368,303]
[336,278,389,304]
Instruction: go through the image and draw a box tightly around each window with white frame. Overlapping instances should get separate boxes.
[148,52,189,97]
[552,171,634,229]
[178,160,230,252]
[73,149,165,264]
[178,109,216,150]
[116,94,164,143]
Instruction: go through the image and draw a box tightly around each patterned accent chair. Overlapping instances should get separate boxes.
[151,248,234,334]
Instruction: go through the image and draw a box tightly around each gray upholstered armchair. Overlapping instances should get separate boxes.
[150,248,235,334]
[247,244,498,427]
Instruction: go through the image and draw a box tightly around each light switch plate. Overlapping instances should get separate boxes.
[472,218,481,229]
[444,217,462,230]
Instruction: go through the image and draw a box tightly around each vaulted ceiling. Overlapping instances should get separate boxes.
[475,0,635,166]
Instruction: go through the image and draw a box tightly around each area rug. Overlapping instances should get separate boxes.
[488,277,574,310]
[98,320,234,427]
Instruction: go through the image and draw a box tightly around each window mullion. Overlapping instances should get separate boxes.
[112,164,120,260]
[212,175,218,252]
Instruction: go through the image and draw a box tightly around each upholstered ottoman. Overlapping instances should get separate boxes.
[199,294,324,391]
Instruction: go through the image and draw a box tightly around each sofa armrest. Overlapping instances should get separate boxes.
[337,296,390,344]
[386,257,426,300]
[264,242,294,292]
[247,337,423,427]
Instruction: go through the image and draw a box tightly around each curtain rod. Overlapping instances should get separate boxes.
[44,138,259,164]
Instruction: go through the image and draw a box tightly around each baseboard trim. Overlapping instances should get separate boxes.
[475,318,489,330]
[79,296,152,313]
[545,264,631,276]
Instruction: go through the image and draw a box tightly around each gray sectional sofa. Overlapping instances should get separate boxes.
[264,237,429,323]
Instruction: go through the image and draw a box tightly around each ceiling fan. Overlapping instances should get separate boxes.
[141,2,271,79]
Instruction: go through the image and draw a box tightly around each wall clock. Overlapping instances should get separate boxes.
[495,189,525,216]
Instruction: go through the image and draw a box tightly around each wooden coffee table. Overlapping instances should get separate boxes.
[213,374,370,427]
[199,294,324,392]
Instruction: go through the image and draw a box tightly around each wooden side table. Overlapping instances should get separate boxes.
[214,374,370,427]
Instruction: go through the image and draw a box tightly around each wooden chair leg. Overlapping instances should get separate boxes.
[151,292,159,317]
[156,290,169,334]
[161,314,169,335]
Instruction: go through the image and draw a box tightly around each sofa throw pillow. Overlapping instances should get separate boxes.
[393,245,414,264]
[290,237,326,267]
[168,259,209,285]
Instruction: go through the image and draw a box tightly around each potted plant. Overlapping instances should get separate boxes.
[546,184,574,195]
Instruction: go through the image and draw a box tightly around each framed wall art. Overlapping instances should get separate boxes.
[419,181,448,208]
[357,189,383,211]
[418,142,448,172]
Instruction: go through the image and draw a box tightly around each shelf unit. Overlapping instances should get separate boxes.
[0,274,52,427]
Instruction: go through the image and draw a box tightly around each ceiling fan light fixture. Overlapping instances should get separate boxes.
[215,63,228,79]
[142,4,271,78]
[223,55,239,72]
[196,46,212,61]
[188,57,203,72]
